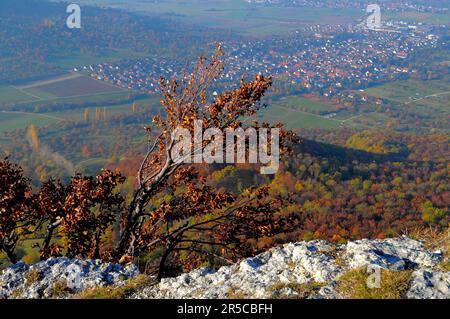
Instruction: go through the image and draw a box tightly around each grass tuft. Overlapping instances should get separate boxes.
[337,268,412,299]
[269,281,325,299]
[25,268,42,287]
[73,275,151,299]
[51,279,73,298]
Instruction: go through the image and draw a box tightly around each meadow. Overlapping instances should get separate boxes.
[0,111,61,134]
[364,80,450,105]
[0,74,131,110]
[76,0,450,37]
[276,96,336,113]
[53,49,150,70]
[77,0,363,37]
[0,97,159,134]
[363,79,450,123]
[261,104,342,129]
[0,86,38,105]
[25,75,121,98]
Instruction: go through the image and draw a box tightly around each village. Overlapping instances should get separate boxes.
[245,0,448,14]
[77,23,440,98]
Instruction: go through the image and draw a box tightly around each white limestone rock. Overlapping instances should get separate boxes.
[344,236,441,270]
[0,257,138,299]
[133,237,446,299]
[1,237,448,299]
[407,270,450,299]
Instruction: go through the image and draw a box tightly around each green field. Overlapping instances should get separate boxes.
[0,86,37,104]
[78,0,362,37]
[76,0,450,37]
[0,96,159,136]
[0,75,131,108]
[342,112,390,129]
[262,104,341,129]
[48,97,160,122]
[0,111,61,133]
[278,96,336,113]
[364,80,450,104]
[54,49,150,70]
[0,87,133,108]
[356,79,450,131]
[363,80,450,120]
[387,11,450,24]
[260,94,396,129]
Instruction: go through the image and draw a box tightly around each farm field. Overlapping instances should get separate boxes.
[53,49,150,70]
[0,86,37,104]
[47,96,160,122]
[277,95,336,114]
[0,111,61,134]
[76,0,450,37]
[261,104,341,129]
[0,74,131,108]
[260,94,388,130]
[77,0,363,37]
[364,80,450,105]
[0,96,159,136]
[363,79,450,123]
[342,112,390,129]
[386,11,450,25]
[26,76,121,98]
[17,73,124,98]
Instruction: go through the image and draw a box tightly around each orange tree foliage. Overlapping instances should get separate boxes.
[0,158,126,263]
[113,45,298,277]
[0,158,33,264]
[0,48,299,279]
[35,170,125,260]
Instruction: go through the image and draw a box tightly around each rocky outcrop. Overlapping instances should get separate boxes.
[407,270,450,299]
[0,236,448,299]
[133,237,448,299]
[0,257,138,299]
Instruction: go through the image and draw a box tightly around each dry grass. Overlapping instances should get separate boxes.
[404,227,449,253]
[337,268,412,299]
[269,281,325,299]
[51,279,73,298]
[440,260,450,272]
[73,275,152,299]
[226,287,250,299]
[320,246,346,267]
[24,268,42,287]
[404,227,450,272]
